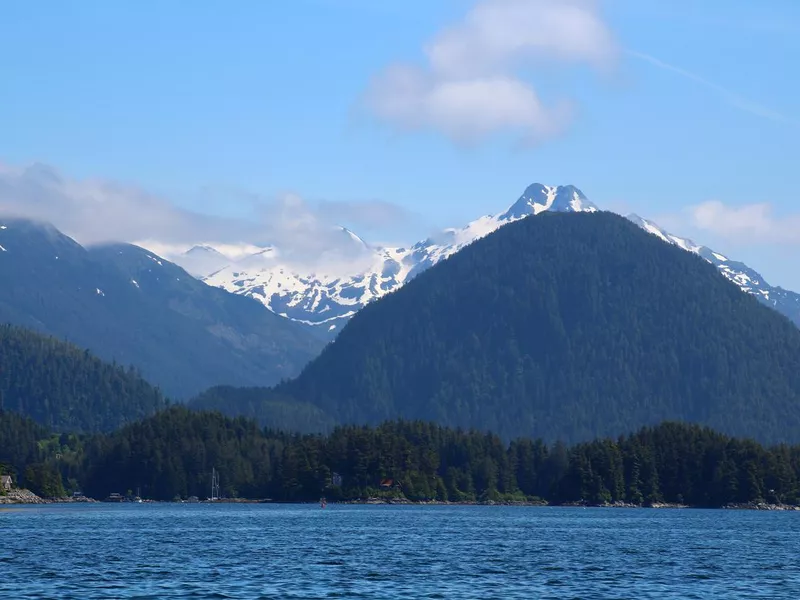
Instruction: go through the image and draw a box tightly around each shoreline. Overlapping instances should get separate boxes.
[3,491,799,511]
[0,490,99,505]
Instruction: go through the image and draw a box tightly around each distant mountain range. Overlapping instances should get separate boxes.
[163,184,800,332]
[194,211,800,444]
[0,218,324,399]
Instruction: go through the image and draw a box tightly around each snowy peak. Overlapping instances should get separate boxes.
[500,184,555,219]
[173,244,233,278]
[499,184,597,221]
[552,185,598,213]
[338,226,369,250]
[186,244,226,258]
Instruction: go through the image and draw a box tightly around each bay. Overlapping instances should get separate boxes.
[1,504,799,599]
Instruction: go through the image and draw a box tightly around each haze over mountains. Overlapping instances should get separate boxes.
[159,185,800,333]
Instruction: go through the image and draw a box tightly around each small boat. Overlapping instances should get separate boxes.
[320,496,327,509]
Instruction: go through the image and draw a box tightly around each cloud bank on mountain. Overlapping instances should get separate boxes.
[0,162,416,272]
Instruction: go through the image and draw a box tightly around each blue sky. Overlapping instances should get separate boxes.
[1,0,799,287]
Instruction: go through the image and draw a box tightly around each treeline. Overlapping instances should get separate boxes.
[4,408,800,506]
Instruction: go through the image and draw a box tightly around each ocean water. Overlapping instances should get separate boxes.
[1,504,799,599]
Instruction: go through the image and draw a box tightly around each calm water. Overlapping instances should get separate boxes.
[1,504,799,599]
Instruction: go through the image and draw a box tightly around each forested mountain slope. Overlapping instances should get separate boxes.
[0,325,166,431]
[267,211,800,444]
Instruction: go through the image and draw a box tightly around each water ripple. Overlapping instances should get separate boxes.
[2,505,800,598]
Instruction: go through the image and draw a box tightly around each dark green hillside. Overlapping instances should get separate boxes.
[0,218,323,399]
[271,211,800,444]
[0,324,166,432]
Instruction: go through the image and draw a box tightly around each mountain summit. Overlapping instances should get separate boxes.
[500,184,598,220]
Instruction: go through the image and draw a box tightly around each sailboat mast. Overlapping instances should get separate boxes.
[210,467,220,501]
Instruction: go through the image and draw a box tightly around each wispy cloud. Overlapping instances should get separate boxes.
[364,0,618,146]
[629,50,796,125]
[0,161,417,272]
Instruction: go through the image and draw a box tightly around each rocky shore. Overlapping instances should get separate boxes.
[723,502,800,511]
[0,490,99,505]
[0,489,46,504]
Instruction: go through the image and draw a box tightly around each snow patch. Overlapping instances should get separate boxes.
[532,186,557,214]
[639,219,670,243]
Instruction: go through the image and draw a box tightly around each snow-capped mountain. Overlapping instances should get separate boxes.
[165,183,800,332]
[180,185,596,333]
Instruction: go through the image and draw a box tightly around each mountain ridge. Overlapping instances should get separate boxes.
[163,184,800,331]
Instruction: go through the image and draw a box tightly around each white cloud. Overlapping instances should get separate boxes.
[687,200,800,245]
[367,66,573,144]
[427,0,616,78]
[0,162,414,272]
[365,0,617,145]
[0,162,235,245]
